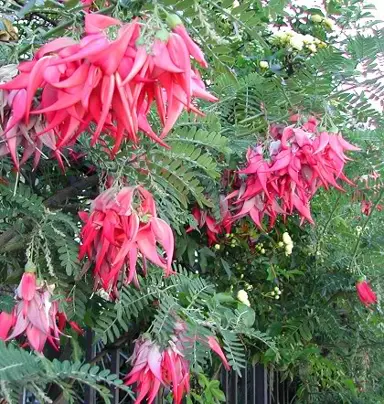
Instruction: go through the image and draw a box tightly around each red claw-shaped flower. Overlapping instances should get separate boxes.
[18,270,37,302]
[187,196,232,246]
[125,327,229,404]
[356,279,377,307]
[0,311,15,340]
[125,338,164,404]
[207,336,231,370]
[0,14,215,169]
[0,275,76,352]
[79,186,175,298]
[228,116,360,229]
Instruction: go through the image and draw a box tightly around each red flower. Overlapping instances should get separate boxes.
[79,186,175,297]
[207,336,231,370]
[356,279,377,307]
[0,273,75,352]
[228,118,359,229]
[0,14,216,169]
[187,196,232,246]
[125,328,229,404]
[18,271,37,302]
[0,312,14,340]
[361,200,373,216]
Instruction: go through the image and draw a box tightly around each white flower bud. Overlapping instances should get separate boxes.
[311,14,323,23]
[285,244,293,256]
[303,34,314,44]
[324,18,334,29]
[237,289,250,306]
[259,60,269,69]
[290,35,304,51]
[282,232,292,245]
[307,44,317,53]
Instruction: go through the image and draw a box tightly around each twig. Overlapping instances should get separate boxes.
[13,0,58,26]
[206,0,269,49]
[315,193,342,258]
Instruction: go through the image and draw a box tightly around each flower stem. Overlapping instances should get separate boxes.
[348,189,383,272]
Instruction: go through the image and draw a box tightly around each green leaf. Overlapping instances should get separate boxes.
[238,304,255,327]
[0,295,15,313]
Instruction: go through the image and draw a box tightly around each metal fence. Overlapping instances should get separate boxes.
[19,330,296,404]
[21,335,296,404]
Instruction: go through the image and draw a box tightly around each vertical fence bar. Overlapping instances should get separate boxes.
[110,349,120,404]
[18,388,26,404]
[229,369,238,404]
[224,369,229,402]
[253,364,268,404]
[241,365,248,404]
[84,328,96,404]
[251,365,256,404]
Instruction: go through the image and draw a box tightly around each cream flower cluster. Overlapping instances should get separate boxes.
[237,289,251,307]
[282,232,294,256]
[311,14,335,30]
[272,29,326,53]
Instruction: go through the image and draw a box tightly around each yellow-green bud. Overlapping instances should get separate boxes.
[311,14,323,23]
[323,18,334,30]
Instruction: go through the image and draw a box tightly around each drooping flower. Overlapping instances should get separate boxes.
[0,14,216,169]
[228,117,359,229]
[0,65,57,169]
[356,278,377,307]
[125,338,164,404]
[126,329,229,404]
[79,186,175,297]
[187,196,232,246]
[206,336,231,371]
[0,270,77,352]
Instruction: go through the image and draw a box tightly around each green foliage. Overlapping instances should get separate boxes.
[0,0,383,403]
[0,341,131,403]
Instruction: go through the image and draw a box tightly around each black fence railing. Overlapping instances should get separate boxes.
[20,335,296,404]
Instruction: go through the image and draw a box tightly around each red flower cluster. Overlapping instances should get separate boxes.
[79,186,174,297]
[361,200,383,216]
[352,171,383,216]
[187,196,231,245]
[0,271,78,352]
[0,14,215,169]
[356,279,377,307]
[229,117,360,228]
[125,331,229,404]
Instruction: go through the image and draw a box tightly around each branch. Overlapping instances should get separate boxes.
[0,175,98,251]
[13,0,58,26]
[44,175,98,208]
